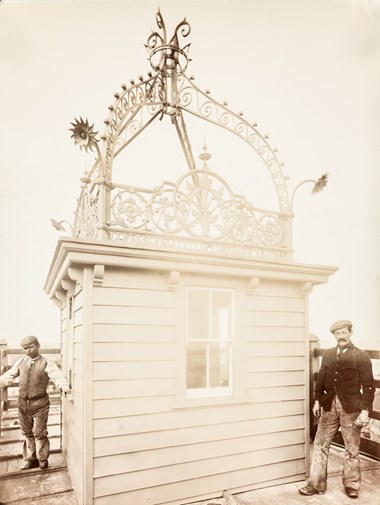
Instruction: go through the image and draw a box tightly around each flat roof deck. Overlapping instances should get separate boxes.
[191,445,380,505]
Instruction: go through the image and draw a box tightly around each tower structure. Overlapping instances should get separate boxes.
[45,11,335,505]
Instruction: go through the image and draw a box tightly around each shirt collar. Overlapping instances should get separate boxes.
[336,342,354,354]
[27,355,41,366]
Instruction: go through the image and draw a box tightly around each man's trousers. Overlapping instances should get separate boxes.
[308,396,362,492]
[18,395,50,463]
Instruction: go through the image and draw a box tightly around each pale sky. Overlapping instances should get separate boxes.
[1,0,379,349]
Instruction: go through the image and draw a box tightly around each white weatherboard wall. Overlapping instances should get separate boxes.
[59,285,86,505]
[45,239,336,505]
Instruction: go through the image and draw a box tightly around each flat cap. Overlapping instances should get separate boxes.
[330,320,352,333]
[20,335,40,347]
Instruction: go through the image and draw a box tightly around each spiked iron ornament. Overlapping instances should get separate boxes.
[69,117,99,153]
[312,172,329,194]
[290,173,329,210]
[50,219,73,235]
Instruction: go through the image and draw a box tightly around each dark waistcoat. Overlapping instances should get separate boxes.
[18,357,49,400]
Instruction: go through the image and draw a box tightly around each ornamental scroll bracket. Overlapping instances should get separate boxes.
[61,278,76,297]
[93,265,105,287]
[168,270,180,291]
[247,277,260,295]
[300,281,313,296]
[68,267,83,285]
[52,288,66,308]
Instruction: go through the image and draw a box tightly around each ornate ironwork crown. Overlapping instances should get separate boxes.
[61,10,327,263]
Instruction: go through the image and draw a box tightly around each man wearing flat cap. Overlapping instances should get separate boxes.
[0,336,71,470]
[299,320,375,499]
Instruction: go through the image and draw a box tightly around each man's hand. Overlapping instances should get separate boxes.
[62,389,72,398]
[312,401,321,417]
[354,410,370,428]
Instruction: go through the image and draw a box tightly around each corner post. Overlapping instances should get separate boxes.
[95,178,113,240]
[280,212,294,259]
[0,339,9,437]
[309,333,321,441]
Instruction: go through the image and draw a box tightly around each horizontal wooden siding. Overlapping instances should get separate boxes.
[92,272,307,504]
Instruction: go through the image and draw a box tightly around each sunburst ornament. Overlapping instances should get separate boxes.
[312,172,329,194]
[69,117,99,153]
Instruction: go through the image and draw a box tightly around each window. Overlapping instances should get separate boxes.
[186,287,234,398]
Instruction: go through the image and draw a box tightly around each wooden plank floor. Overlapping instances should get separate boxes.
[0,406,78,505]
[1,411,379,505]
[0,467,78,505]
[191,446,380,505]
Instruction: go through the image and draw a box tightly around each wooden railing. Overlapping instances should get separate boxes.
[0,339,61,438]
[0,339,8,437]
[310,336,380,460]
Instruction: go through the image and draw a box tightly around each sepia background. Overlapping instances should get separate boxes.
[0,0,379,349]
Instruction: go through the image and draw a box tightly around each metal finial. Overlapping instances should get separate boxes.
[199,142,211,168]
[145,10,191,72]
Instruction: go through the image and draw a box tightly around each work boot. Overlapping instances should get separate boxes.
[21,459,39,470]
[298,484,325,496]
[345,488,358,498]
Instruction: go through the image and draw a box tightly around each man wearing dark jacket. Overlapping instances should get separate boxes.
[299,320,375,499]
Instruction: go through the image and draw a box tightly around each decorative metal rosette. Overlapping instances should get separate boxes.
[111,190,150,230]
[172,169,237,240]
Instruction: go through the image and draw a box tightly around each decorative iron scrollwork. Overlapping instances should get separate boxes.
[106,169,283,250]
[112,190,150,230]
[74,185,100,240]
[68,11,303,262]
[172,169,237,240]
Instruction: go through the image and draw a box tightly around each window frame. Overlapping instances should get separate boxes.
[185,286,235,399]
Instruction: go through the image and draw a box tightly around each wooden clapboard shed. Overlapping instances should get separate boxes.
[44,11,336,505]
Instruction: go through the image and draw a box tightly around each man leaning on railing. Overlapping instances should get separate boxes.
[0,335,71,470]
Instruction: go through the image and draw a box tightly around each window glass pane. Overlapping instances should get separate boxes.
[188,289,209,339]
[186,288,233,398]
[187,342,207,389]
[209,342,230,388]
[212,290,232,341]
